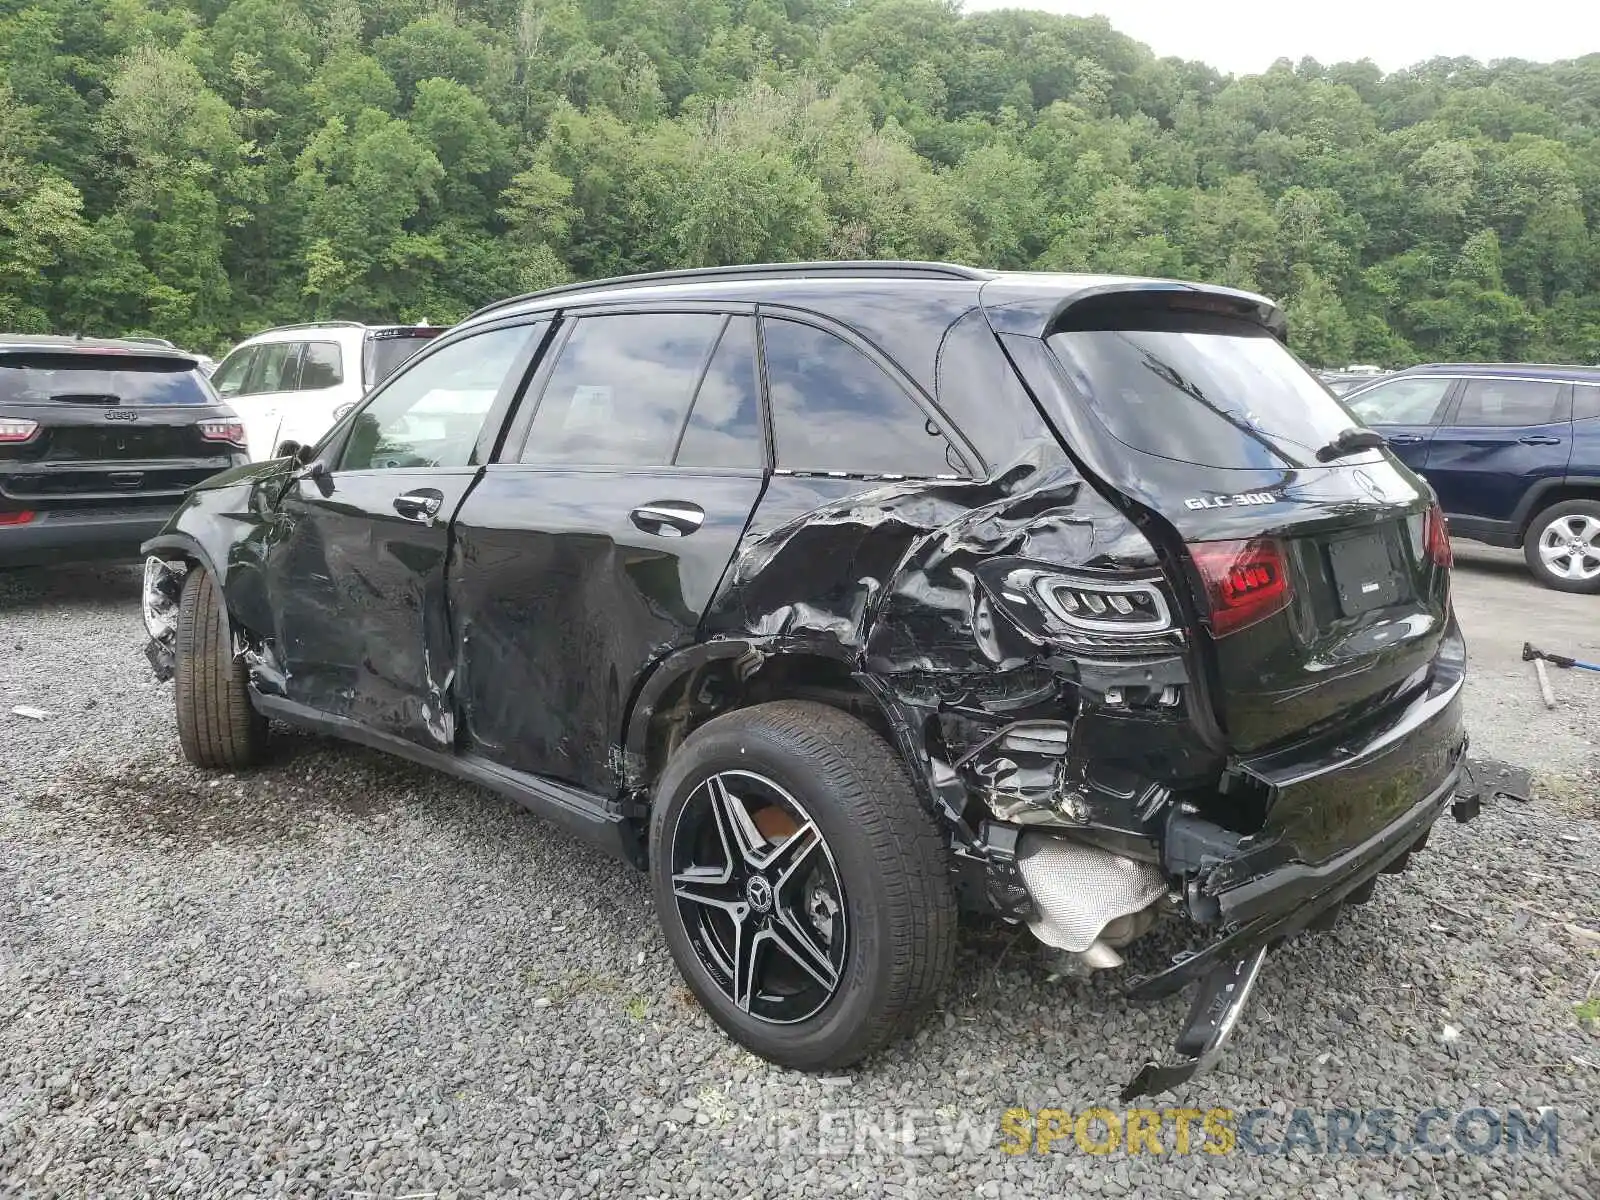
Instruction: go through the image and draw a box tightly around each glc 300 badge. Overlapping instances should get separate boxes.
[1184,491,1278,510]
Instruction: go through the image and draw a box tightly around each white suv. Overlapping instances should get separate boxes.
[209,322,442,460]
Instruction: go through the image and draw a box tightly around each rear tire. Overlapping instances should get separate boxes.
[1522,499,1600,593]
[174,569,267,768]
[649,701,956,1071]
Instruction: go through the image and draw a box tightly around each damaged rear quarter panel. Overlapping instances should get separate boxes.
[691,440,1221,850]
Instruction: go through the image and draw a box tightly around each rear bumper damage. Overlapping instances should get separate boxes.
[1120,753,1471,1099]
[941,652,1471,1099]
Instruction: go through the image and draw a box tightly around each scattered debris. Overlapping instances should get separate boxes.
[1437,1023,1463,1045]
[1456,757,1534,805]
[11,706,51,721]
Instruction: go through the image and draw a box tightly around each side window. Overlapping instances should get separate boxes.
[338,325,531,472]
[244,343,302,395]
[209,347,255,397]
[298,341,343,390]
[674,317,763,469]
[1574,383,1600,422]
[520,313,724,466]
[1453,378,1566,427]
[762,318,963,477]
[1345,377,1455,426]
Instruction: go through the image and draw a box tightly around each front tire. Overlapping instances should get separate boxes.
[649,701,956,1070]
[1523,499,1600,593]
[174,569,267,768]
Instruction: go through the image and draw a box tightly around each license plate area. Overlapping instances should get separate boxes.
[1326,529,1403,615]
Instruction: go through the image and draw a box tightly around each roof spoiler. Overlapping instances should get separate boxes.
[981,279,1287,342]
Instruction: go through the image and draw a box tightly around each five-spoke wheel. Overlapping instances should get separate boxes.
[669,770,846,1023]
[649,700,956,1070]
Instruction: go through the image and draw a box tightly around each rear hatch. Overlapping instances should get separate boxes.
[364,326,444,388]
[1000,291,1450,757]
[0,347,243,510]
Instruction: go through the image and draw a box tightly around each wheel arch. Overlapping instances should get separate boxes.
[142,532,233,644]
[1513,477,1600,542]
[622,642,937,812]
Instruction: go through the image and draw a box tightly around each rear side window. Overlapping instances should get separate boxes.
[1345,376,1454,426]
[521,314,724,467]
[243,343,302,394]
[298,341,343,390]
[1046,318,1367,470]
[1575,383,1600,422]
[762,318,962,477]
[674,317,763,469]
[1453,378,1566,426]
[0,353,214,406]
[368,329,443,387]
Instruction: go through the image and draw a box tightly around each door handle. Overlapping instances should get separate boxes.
[630,501,705,537]
[1384,434,1424,446]
[393,489,444,524]
[1518,435,1562,446]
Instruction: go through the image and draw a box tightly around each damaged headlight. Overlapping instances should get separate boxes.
[142,556,186,641]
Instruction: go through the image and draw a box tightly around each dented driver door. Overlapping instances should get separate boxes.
[259,322,544,746]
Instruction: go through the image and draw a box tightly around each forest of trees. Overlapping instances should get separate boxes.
[3,0,1600,365]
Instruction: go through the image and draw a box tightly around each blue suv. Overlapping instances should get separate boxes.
[1345,363,1600,592]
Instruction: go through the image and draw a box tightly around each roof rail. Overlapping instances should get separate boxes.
[464,261,993,322]
[253,320,370,335]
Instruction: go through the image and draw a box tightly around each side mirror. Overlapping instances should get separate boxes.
[275,439,303,461]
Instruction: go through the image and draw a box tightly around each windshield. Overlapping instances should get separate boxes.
[1046,322,1371,470]
[367,330,442,387]
[0,353,213,405]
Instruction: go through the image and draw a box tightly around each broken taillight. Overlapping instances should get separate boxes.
[1189,538,1291,637]
[1424,503,1452,568]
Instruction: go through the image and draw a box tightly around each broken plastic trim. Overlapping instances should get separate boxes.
[1120,946,1268,1101]
[142,555,186,641]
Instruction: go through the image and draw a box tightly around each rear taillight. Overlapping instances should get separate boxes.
[1190,538,1291,637]
[0,418,39,443]
[198,419,246,446]
[0,510,35,525]
[1425,503,1452,568]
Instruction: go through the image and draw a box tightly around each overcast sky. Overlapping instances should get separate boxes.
[960,1,1600,76]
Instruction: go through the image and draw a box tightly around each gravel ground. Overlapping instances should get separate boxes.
[2,552,1598,1198]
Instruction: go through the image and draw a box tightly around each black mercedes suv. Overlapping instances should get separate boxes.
[139,263,1471,1097]
[1,336,246,567]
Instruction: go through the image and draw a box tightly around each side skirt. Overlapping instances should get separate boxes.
[251,692,645,868]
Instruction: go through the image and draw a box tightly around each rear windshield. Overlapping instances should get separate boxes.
[1046,319,1368,470]
[367,330,442,387]
[0,353,213,406]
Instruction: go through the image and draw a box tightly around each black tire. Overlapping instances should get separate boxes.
[1522,499,1600,593]
[649,700,957,1071]
[174,568,267,768]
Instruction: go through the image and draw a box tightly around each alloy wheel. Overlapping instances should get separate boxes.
[668,770,848,1024]
[1537,514,1600,582]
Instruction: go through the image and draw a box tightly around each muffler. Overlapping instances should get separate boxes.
[1014,832,1167,971]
